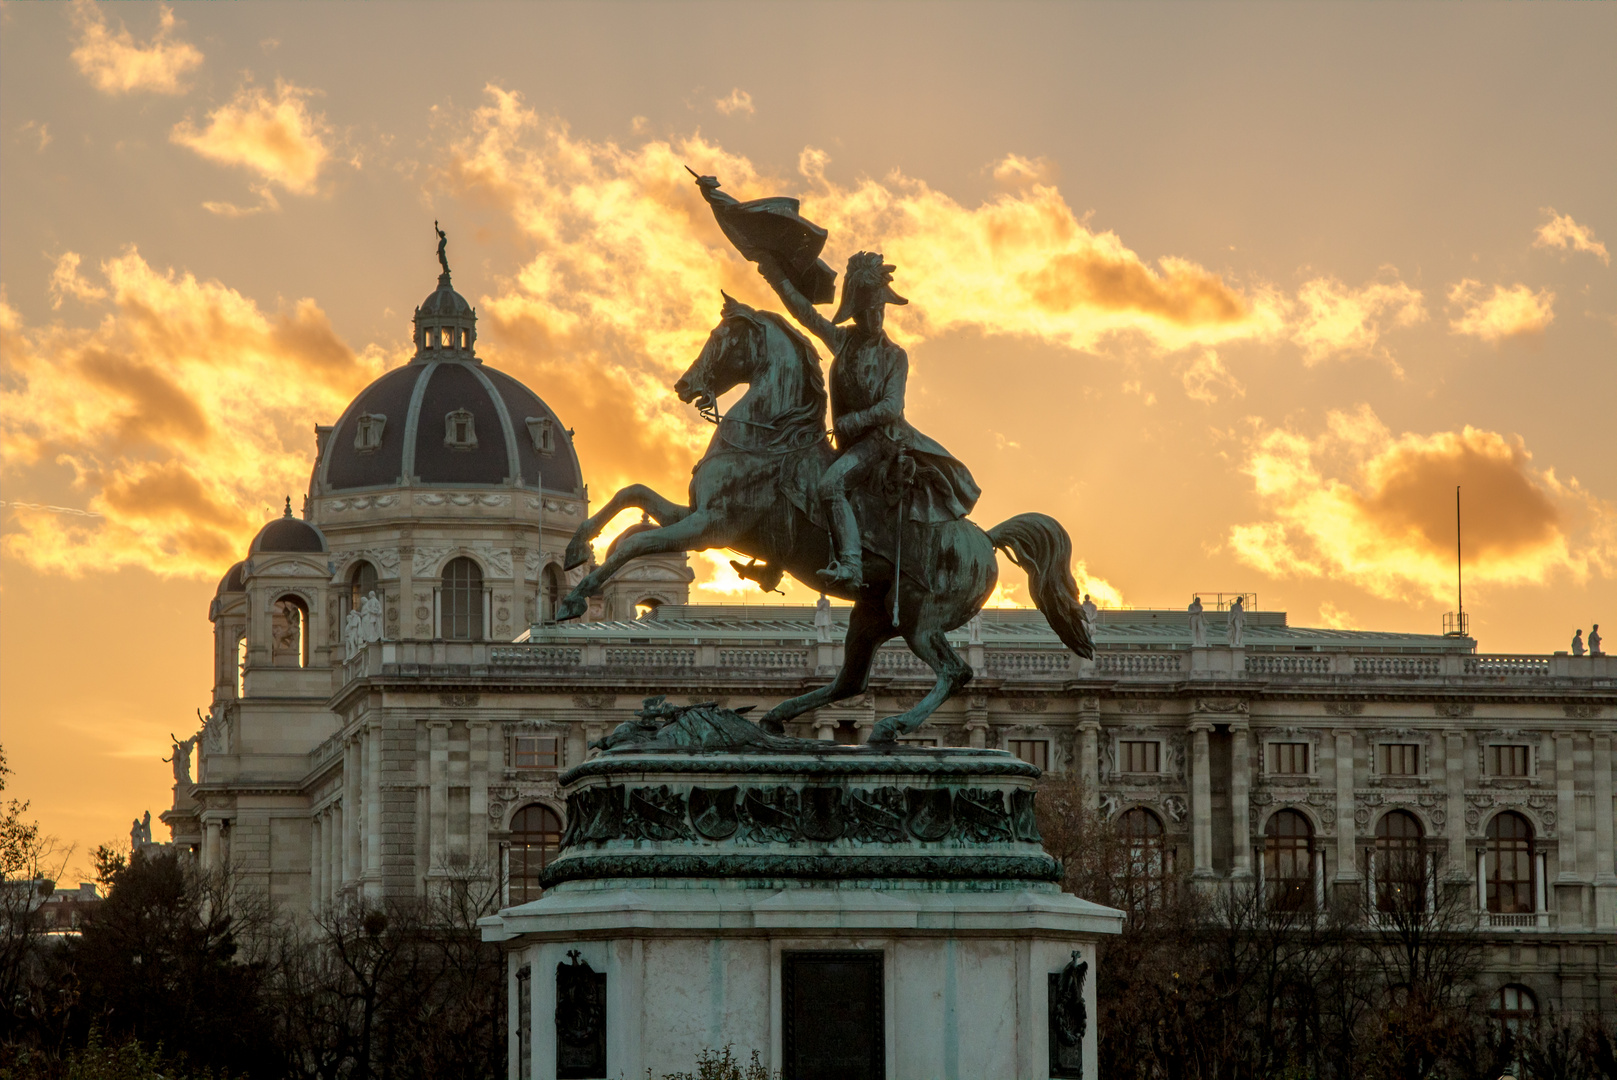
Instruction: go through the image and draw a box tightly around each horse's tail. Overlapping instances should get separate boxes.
[987,513,1095,659]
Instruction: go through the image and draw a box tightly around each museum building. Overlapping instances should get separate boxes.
[163,261,1617,1022]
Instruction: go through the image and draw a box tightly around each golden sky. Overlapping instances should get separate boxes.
[2,1,1613,873]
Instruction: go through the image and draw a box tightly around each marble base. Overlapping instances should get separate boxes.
[485,881,1120,1080]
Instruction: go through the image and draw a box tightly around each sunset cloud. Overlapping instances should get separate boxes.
[714,89,755,117]
[1180,350,1244,405]
[1228,406,1614,602]
[1533,208,1609,266]
[1447,280,1555,341]
[1290,274,1425,365]
[434,86,1290,501]
[1,250,387,577]
[48,252,108,309]
[171,81,332,199]
[70,1,203,96]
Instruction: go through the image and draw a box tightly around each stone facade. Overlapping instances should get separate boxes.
[163,262,1617,1024]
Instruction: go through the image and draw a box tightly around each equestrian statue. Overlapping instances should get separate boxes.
[556,172,1094,743]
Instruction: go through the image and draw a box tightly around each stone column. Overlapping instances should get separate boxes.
[365,722,383,891]
[203,819,222,872]
[344,737,361,885]
[965,694,989,750]
[1079,719,1100,809]
[469,720,491,870]
[1593,732,1617,929]
[332,802,345,894]
[813,711,837,741]
[1555,732,1578,881]
[1190,722,1214,879]
[323,808,336,907]
[1445,730,1468,880]
[427,721,450,875]
[1333,729,1358,883]
[1230,722,1253,879]
[310,816,323,914]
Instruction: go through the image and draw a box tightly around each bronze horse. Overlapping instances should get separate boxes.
[557,296,1093,742]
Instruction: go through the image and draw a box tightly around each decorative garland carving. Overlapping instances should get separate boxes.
[1323,702,1365,717]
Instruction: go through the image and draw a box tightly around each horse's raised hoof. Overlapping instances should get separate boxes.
[562,533,591,571]
[867,717,900,745]
[555,593,589,622]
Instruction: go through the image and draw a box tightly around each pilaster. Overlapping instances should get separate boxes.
[1555,732,1579,881]
[1079,715,1100,810]
[1333,728,1359,884]
[1190,722,1214,879]
[469,720,492,869]
[1593,732,1616,929]
[1229,722,1252,879]
[1444,729,1468,880]
[427,720,450,875]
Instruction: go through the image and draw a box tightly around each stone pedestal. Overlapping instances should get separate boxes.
[481,714,1121,1080]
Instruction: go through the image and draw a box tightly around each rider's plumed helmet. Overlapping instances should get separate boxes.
[832,251,909,324]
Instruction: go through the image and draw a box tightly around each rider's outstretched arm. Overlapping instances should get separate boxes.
[758,253,842,352]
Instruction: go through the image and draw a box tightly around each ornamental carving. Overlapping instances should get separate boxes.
[413,548,450,575]
[1324,702,1365,717]
[439,693,479,708]
[572,693,615,710]
[1118,701,1160,714]
[326,494,400,513]
[1163,794,1188,823]
[1007,697,1049,714]
[1433,702,1475,718]
[560,783,1037,849]
[1563,704,1603,719]
[1196,698,1249,714]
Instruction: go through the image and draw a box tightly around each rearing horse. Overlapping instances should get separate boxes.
[557,296,1093,742]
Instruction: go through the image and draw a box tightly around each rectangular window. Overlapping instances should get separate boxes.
[1270,742,1310,775]
[1487,745,1530,777]
[513,735,560,770]
[1378,743,1420,776]
[1009,739,1049,771]
[1120,740,1160,774]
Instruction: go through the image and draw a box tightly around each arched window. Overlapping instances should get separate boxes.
[1373,810,1425,912]
[508,804,563,905]
[271,596,309,667]
[236,633,247,697]
[349,561,378,616]
[634,597,662,620]
[1486,812,1535,914]
[443,557,483,640]
[541,564,563,625]
[1263,810,1315,912]
[1490,984,1536,1036]
[1119,808,1172,909]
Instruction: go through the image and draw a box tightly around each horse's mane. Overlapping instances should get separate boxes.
[753,310,827,410]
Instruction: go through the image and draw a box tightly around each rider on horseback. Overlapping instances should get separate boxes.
[756,250,980,590]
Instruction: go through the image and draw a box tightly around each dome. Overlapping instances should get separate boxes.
[216,561,246,595]
[251,500,329,553]
[316,264,584,495]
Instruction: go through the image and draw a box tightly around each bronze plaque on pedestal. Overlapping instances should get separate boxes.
[782,951,884,1080]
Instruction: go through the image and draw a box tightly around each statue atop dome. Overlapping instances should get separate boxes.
[435,220,450,276]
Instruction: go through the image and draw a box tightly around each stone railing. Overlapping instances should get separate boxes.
[603,647,696,669]
[1095,651,1183,676]
[489,646,582,668]
[717,649,811,669]
[873,648,932,675]
[1465,655,1552,677]
[1485,911,1555,930]
[988,651,1073,675]
[1246,654,1333,676]
[1353,656,1441,677]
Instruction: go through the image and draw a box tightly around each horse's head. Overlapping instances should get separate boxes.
[675,293,763,414]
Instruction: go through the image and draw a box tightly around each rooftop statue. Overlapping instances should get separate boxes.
[555,172,1095,742]
[434,220,450,276]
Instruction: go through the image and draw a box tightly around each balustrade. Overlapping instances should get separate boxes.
[1096,651,1182,675]
[987,651,1072,675]
[1465,655,1551,677]
[490,646,582,668]
[1245,653,1333,676]
[717,649,810,669]
[1353,656,1440,677]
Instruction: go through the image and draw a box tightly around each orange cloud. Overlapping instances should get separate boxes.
[1290,273,1425,365]
[69,1,202,96]
[1228,405,1614,602]
[1534,208,1609,266]
[714,89,755,117]
[48,252,108,309]
[1,250,387,578]
[1447,280,1554,341]
[171,81,332,203]
[1180,350,1244,405]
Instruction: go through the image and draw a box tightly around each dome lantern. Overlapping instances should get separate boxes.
[413,223,478,362]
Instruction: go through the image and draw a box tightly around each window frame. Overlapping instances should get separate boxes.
[512,734,561,770]
[506,803,564,906]
[1484,811,1536,914]
[442,557,485,641]
[1008,739,1050,771]
[1269,742,1311,776]
[1486,744,1531,778]
[1376,742,1421,777]
[1118,739,1162,775]
[1262,809,1317,912]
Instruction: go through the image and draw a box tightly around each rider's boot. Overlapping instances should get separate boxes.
[815,499,863,590]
